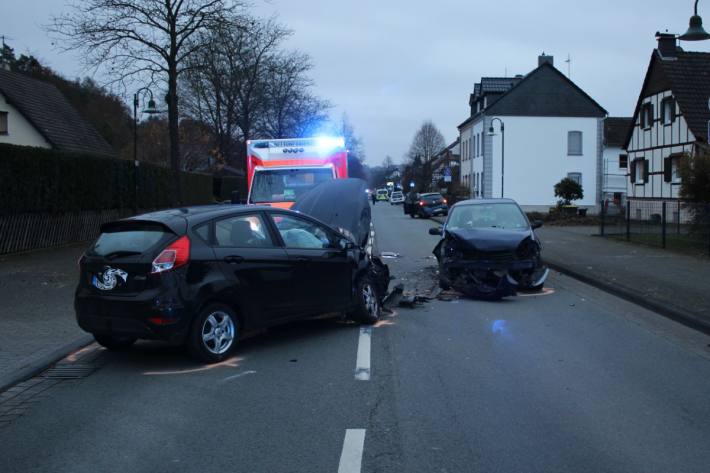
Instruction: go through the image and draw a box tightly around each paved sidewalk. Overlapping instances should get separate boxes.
[537,226,710,331]
[430,216,710,330]
[0,244,92,391]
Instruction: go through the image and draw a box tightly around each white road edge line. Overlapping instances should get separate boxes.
[355,326,371,381]
[338,429,366,473]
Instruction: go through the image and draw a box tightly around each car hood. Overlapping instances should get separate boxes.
[446,227,532,252]
[291,178,371,247]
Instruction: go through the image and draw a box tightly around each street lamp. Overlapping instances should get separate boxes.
[488,118,505,198]
[679,0,710,41]
[133,88,161,212]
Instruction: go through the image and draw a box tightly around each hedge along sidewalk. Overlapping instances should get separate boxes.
[429,217,710,332]
[0,243,93,392]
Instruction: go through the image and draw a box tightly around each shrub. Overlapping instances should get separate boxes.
[553,178,583,206]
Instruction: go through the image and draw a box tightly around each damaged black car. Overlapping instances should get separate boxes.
[429,198,549,300]
[75,178,388,363]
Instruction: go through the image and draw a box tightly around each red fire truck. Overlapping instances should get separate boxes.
[246,137,348,208]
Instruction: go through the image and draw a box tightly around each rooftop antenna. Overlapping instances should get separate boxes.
[565,54,572,79]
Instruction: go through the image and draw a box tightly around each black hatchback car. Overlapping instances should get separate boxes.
[411,193,448,219]
[76,182,386,363]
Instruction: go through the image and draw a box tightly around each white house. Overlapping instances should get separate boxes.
[458,55,608,212]
[602,117,633,206]
[624,33,709,219]
[0,68,115,156]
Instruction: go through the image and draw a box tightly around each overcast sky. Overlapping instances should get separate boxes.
[4,0,710,165]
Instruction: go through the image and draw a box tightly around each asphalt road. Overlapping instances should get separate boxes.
[2,203,710,472]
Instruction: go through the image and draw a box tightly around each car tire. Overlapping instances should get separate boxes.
[439,278,451,290]
[94,334,136,351]
[350,276,381,324]
[188,303,239,364]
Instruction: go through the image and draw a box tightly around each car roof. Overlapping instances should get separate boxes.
[120,204,285,234]
[452,198,519,207]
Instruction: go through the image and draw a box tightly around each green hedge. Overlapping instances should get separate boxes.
[0,143,214,213]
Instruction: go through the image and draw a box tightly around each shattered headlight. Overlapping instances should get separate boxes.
[516,238,540,259]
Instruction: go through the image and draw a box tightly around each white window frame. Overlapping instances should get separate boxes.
[662,98,675,125]
[635,160,646,184]
[567,172,582,185]
[567,131,583,156]
[671,156,681,183]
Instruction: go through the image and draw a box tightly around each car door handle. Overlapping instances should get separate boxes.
[296,256,310,263]
[224,255,244,264]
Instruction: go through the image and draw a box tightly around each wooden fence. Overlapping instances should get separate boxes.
[0,210,130,255]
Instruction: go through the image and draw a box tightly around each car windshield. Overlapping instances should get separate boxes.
[251,168,334,203]
[392,192,403,198]
[446,203,529,230]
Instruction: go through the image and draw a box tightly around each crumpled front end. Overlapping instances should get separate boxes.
[436,233,548,300]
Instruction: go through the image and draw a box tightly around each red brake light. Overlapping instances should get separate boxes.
[152,236,190,274]
[442,198,448,204]
[419,201,425,206]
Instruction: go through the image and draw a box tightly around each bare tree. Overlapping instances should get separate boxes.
[181,17,291,166]
[382,155,395,171]
[49,0,242,203]
[407,120,446,162]
[258,51,330,139]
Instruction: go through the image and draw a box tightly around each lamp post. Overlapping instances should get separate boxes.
[132,88,160,213]
[488,118,505,198]
[679,0,710,41]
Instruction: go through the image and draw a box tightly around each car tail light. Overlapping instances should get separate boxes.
[419,201,425,206]
[442,198,448,204]
[152,236,190,274]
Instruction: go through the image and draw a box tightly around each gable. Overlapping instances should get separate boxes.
[0,70,116,157]
[485,64,607,118]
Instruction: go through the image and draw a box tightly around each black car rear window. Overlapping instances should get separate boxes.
[88,223,172,257]
[422,194,443,203]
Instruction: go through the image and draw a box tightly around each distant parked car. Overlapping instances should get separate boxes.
[375,188,389,201]
[411,193,448,219]
[389,191,404,205]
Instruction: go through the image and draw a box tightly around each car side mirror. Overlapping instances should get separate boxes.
[428,226,443,236]
[531,220,543,230]
[338,238,356,250]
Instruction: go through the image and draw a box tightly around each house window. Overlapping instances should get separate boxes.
[619,154,628,169]
[567,131,583,156]
[662,98,675,125]
[567,172,582,185]
[641,102,654,129]
[0,112,7,135]
[671,156,681,182]
[635,159,646,183]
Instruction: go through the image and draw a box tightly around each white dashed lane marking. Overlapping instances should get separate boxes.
[355,326,371,381]
[337,429,366,473]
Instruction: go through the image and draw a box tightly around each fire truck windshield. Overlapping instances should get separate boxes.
[250,167,335,203]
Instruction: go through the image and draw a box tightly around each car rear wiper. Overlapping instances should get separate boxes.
[104,250,143,260]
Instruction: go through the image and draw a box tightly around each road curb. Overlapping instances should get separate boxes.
[0,335,94,393]
[544,260,710,335]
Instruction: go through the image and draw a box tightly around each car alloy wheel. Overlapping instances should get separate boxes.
[201,311,236,355]
[362,282,379,322]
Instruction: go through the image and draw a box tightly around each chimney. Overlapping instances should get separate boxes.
[538,53,554,67]
[656,32,678,59]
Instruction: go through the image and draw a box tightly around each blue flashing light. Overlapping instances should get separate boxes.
[315,136,345,152]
